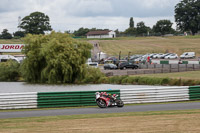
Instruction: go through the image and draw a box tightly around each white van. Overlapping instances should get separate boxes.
[180,52,195,59]
[0,55,20,63]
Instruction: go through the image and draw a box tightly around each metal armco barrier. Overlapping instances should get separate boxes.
[189,86,200,100]
[0,92,37,109]
[0,90,120,109]
[37,90,120,108]
[0,86,200,109]
[120,86,189,104]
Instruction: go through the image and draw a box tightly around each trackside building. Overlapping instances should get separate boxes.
[86,30,116,39]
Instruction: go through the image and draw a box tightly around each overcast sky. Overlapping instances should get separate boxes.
[0,0,181,33]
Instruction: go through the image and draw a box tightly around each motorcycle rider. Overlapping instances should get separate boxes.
[100,92,115,103]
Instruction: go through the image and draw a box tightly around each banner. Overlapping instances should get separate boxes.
[0,44,25,53]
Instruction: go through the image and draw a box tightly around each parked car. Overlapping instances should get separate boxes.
[160,53,171,59]
[153,53,163,59]
[180,52,195,59]
[87,62,98,68]
[164,54,178,59]
[0,55,20,63]
[149,53,157,58]
[119,62,139,70]
[104,63,118,70]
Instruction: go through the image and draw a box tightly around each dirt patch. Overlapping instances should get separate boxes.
[1,113,200,133]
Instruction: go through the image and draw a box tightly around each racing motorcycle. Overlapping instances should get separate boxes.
[95,92,124,108]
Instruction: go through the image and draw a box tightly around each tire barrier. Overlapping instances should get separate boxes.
[120,86,189,104]
[0,92,37,109]
[0,86,200,109]
[0,90,120,109]
[189,86,200,100]
[37,90,120,108]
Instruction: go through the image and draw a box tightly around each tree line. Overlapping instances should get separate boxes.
[0,0,199,39]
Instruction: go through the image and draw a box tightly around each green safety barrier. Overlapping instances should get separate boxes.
[182,61,188,64]
[37,90,120,108]
[189,86,200,100]
[160,60,169,64]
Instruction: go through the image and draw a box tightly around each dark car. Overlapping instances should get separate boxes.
[104,63,118,70]
[119,62,139,70]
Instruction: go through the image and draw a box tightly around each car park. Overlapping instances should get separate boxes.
[119,62,139,70]
[104,63,118,70]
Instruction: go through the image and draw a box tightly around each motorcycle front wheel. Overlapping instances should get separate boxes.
[116,99,124,107]
[96,99,107,108]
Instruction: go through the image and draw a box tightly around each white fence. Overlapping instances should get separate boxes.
[0,92,37,109]
[120,86,189,104]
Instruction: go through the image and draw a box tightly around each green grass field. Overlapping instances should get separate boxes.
[97,36,200,56]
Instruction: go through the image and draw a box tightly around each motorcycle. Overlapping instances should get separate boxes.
[95,92,124,108]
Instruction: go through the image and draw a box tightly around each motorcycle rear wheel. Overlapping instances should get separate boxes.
[116,99,124,107]
[96,99,107,108]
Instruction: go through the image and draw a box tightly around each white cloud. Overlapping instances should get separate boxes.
[67,0,113,16]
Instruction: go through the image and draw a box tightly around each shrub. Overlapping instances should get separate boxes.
[161,77,170,85]
[0,60,20,81]
[80,67,105,84]
[109,75,128,84]
[104,75,200,86]
[99,77,109,84]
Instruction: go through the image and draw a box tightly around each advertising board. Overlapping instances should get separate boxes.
[0,44,25,53]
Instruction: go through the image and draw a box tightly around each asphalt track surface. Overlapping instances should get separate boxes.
[1,102,200,119]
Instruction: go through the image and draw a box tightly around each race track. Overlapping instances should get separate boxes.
[1,102,200,119]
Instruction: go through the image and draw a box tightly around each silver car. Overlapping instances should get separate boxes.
[104,63,118,70]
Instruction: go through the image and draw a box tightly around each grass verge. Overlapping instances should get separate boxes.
[1,109,200,133]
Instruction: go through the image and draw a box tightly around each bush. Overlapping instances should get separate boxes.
[0,60,20,81]
[99,77,109,84]
[105,76,200,86]
[161,78,170,85]
[109,75,128,84]
[80,67,105,84]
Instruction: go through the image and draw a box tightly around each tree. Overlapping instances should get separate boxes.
[20,32,93,83]
[114,29,120,36]
[0,29,12,39]
[74,27,90,36]
[175,0,200,35]
[153,20,174,35]
[13,31,25,38]
[129,17,134,28]
[19,11,52,34]
[124,28,136,36]
[136,21,148,36]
